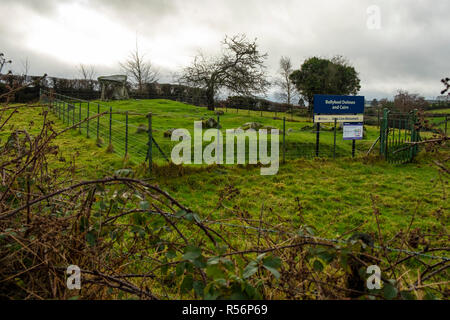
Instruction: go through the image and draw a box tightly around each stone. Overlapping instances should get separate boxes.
[164,128,176,138]
[136,124,147,134]
[202,118,221,129]
[240,122,264,130]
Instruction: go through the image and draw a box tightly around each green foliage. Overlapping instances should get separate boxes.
[290,56,361,113]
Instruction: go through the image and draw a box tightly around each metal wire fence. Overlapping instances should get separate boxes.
[42,90,384,168]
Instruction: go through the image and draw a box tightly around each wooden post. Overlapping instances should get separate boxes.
[315,122,320,157]
[109,106,112,145]
[283,117,286,164]
[333,118,337,159]
[352,140,356,158]
[79,102,82,133]
[125,111,129,157]
[97,103,100,140]
[147,113,153,173]
[87,102,90,138]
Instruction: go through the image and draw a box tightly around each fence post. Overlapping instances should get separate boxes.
[78,102,82,133]
[109,106,112,146]
[380,108,389,157]
[315,122,320,157]
[97,103,100,141]
[125,111,129,157]
[352,140,356,158]
[72,103,75,126]
[283,117,286,164]
[62,102,65,123]
[147,113,153,173]
[377,108,380,128]
[333,118,337,159]
[445,115,448,136]
[217,115,221,163]
[86,102,90,138]
[411,109,418,157]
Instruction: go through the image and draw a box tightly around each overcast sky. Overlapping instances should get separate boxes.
[1,0,449,100]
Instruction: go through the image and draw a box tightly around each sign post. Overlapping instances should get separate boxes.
[343,122,364,140]
[313,94,365,158]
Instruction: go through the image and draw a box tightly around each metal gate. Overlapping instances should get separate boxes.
[380,109,420,163]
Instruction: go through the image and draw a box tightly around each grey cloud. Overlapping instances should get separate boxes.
[0,0,449,99]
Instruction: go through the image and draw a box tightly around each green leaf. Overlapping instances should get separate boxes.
[206,265,225,280]
[176,262,186,276]
[183,245,202,261]
[132,212,145,226]
[180,274,193,294]
[263,255,282,269]
[383,281,398,300]
[262,265,281,279]
[316,249,336,263]
[175,210,187,218]
[262,256,282,279]
[193,281,205,297]
[256,253,267,262]
[243,261,258,279]
[86,230,97,247]
[423,290,438,300]
[207,256,220,265]
[192,256,207,269]
[221,258,234,270]
[166,250,177,259]
[400,291,416,300]
[79,217,88,232]
[313,259,324,272]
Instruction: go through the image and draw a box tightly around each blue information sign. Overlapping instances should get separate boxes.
[314,94,365,114]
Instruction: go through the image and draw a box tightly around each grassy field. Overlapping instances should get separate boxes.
[3,103,448,243]
[2,102,449,300]
[428,108,450,114]
[49,98,382,163]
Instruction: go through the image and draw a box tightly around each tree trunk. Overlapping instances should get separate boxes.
[206,87,215,111]
[308,97,314,118]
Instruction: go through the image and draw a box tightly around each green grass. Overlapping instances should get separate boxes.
[3,102,448,245]
[154,157,448,241]
[49,98,382,163]
[0,106,126,179]
[428,108,450,114]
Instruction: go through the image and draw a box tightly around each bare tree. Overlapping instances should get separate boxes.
[21,58,30,77]
[394,90,429,112]
[120,43,159,93]
[179,34,269,110]
[78,64,96,81]
[0,53,12,74]
[275,56,297,105]
[441,77,450,95]
[77,64,97,90]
